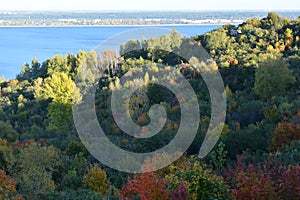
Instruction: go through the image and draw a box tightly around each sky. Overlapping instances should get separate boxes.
[0,0,299,11]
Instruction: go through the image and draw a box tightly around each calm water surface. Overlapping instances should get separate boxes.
[0,25,220,79]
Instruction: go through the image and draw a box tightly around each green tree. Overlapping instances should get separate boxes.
[0,139,15,173]
[42,72,81,104]
[44,189,100,200]
[245,18,261,27]
[254,58,295,100]
[260,12,290,30]
[160,34,172,52]
[54,152,90,190]
[33,77,43,99]
[207,142,228,171]
[15,142,60,199]
[45,54,71,76]
[17,58,41,81]
[170,29,182,52]
[120,40,141,58]
[267,12,281,26]
[41,72,81,133]
[205,29,228,51]
[0,121,18,142]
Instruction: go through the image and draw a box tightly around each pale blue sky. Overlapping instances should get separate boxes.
[0,0,299,11]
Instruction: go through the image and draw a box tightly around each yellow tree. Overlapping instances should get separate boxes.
[82,164,109,196]
[41,72,81,133]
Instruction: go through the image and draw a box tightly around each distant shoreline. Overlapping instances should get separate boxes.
[0,23,236,28]
[1,10,300,12]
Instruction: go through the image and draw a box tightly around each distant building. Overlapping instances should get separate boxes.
[230,30,242,36]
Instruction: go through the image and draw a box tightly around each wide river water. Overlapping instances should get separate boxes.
[0,25,221,79]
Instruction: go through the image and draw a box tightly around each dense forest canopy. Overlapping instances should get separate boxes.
[0,12,300,199]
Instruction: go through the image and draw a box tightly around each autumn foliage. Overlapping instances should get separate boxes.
[137,112,149,124]
[120,165,170,200]
[225,154,300,200]
[270,122,300,151]
[0,169,16,199]
[225,157,276,199]
[82,164,109,196]
[170,183,189,200]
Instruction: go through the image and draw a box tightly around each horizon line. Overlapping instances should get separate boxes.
[1,9,300,12]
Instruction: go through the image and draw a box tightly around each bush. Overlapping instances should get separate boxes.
[254,58,295,100]
[222,124,271,159]
[273,141,300,166]
[231,101,264,127]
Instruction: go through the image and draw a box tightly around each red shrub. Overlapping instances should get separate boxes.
[171,183,188,200]
[120,165,170,200]
[224,157,276,200]
[277,165,300,199]
[225,154,300,199]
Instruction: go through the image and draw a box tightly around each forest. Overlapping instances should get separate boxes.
[0,12,300,199]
